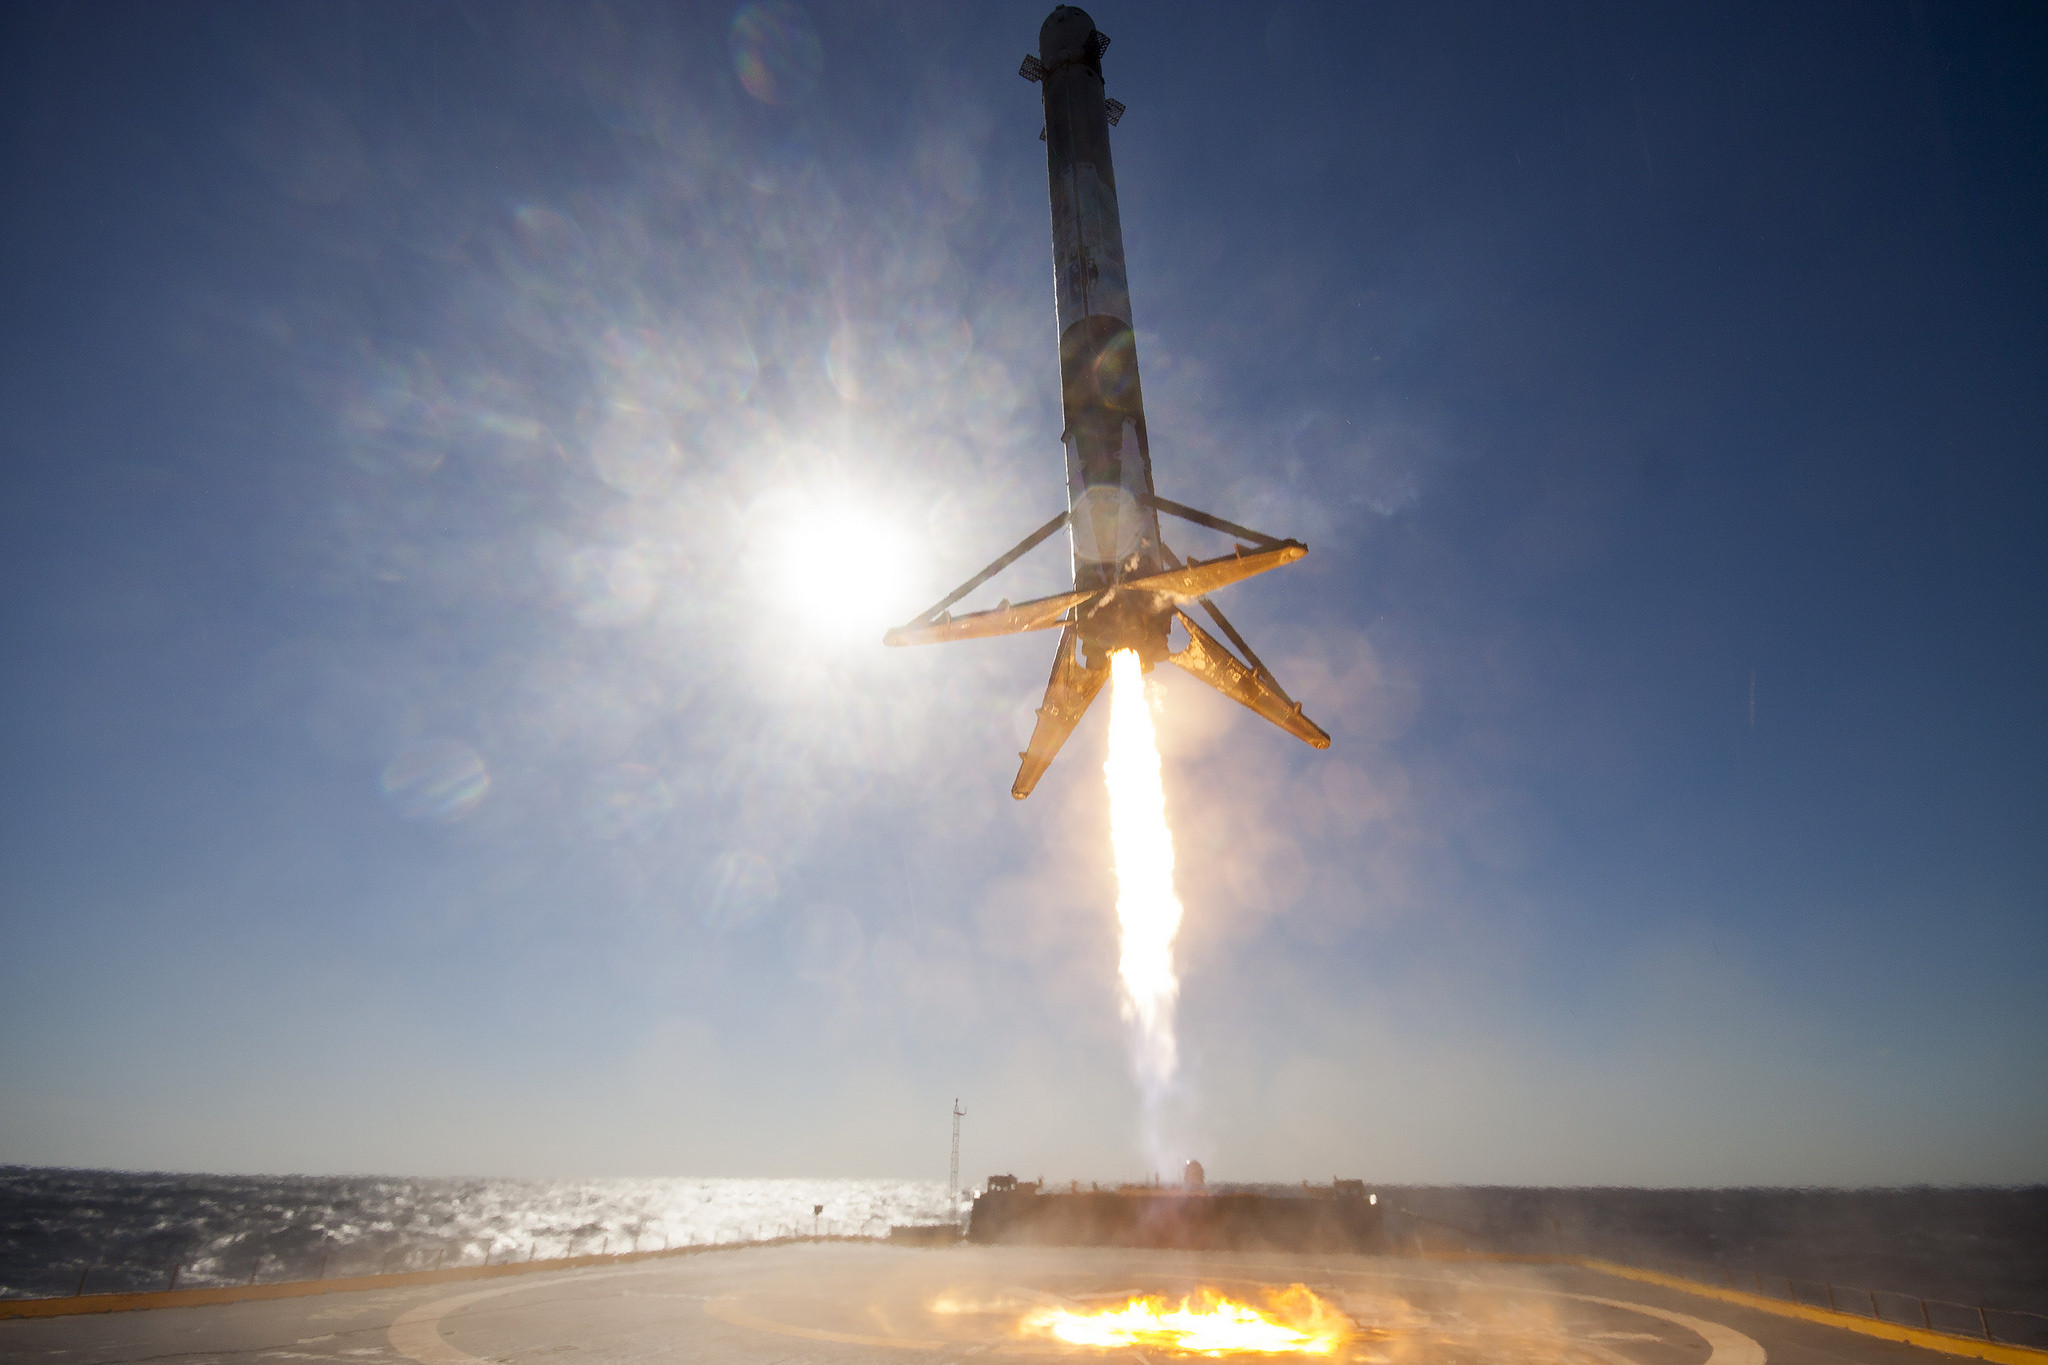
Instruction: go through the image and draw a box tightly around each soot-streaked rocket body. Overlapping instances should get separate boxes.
[1034,6,1164,638]
[886,5,1330,798]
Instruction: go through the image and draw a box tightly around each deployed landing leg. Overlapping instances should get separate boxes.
[1168,609,1329,749]
[1157,537,1329,750]
[1012,623,1110,799]
[882,497,1333,797]
[883,512,1084,647]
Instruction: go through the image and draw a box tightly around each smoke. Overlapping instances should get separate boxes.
[1103,649,1186,1174]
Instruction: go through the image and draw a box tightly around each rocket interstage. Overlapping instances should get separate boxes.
[885,5,1330,799]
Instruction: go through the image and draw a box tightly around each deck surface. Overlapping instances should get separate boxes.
[0,1244,1986,1365]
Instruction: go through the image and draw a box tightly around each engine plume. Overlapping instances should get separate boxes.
[1104,648,1184,1124]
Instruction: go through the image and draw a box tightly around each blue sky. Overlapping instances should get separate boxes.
[2,0,2043,1185]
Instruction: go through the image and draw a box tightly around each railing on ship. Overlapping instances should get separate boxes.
[1611,1255,2048,1350]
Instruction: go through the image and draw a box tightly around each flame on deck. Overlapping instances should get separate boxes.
[1104,648,1183,1095]
[1020,1286,1350,1355]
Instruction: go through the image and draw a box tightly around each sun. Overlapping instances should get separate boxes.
[768,495,917,644]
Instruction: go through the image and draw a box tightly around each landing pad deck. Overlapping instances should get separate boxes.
[0,1243,2000,1365]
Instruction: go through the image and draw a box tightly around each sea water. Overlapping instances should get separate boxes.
[0,1167,956,1299]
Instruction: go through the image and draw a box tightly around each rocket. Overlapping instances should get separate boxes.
[885,5,1330,798]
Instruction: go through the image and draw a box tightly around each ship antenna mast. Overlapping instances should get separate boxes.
[949,1097,967,1215]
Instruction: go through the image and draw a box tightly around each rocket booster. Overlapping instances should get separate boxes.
[885,6,1330,798]
[1034,6,1168,664]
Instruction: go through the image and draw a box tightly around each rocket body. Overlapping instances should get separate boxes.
[880,7,1330,798]
[1037,6,1168,666]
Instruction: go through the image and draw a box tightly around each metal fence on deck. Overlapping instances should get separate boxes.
[1645,1257,2048,1349]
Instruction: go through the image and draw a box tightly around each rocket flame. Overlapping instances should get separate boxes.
[1020,1287,1350,1355]
[1105,648,1183,1100]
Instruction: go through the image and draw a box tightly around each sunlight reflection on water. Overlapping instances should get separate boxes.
[0,1170,954,1299]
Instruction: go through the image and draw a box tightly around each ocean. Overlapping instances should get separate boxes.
[0,1167,955,1300]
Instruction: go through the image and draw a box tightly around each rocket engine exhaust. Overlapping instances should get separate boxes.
[885,4,1330,797]
[1105,648,1183,1101]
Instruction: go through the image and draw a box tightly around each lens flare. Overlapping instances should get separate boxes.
[1020,1287,1350,1355]
[380,739,490,822]
[1105,649,1183,1099]
[729,1,823,106]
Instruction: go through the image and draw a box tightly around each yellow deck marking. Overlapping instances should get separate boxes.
[387,1268,668,1365]
[1565,1292,1766,1365]
[389,1283,538,1365]
[704,1295,946,1350]
[1577,1259,2048,1365]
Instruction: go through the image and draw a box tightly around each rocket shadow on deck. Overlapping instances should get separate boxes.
[967,1180,1386,1254]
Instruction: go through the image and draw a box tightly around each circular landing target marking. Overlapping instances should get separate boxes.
[1563,1294,1764,1365]
[390,1282,538,1365]
[691,1271,1763,1365]
[704,1295,946,1350]
[381,1252,1767,1365]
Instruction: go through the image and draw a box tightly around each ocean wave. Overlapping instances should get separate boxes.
[0,1167,956,1299]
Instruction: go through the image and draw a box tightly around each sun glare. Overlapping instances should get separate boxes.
[771,499,913,643]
